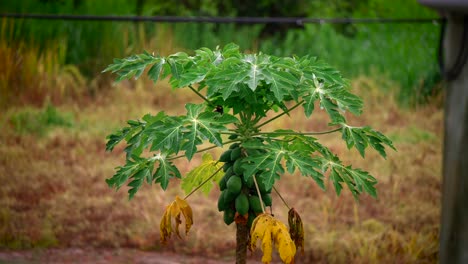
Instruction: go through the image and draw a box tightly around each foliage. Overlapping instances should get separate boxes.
[104,43,394,200]
[104,43,394,262]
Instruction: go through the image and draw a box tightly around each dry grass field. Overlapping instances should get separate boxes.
[0,76,442,263]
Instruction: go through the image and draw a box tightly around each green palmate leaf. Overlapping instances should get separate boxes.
[147,58,166,82]
[262,58,300,102]
[146,115,185,154]
[182,103,238,160]
[242,140,286,190]
[104,43,395,201]
[153,155,182,190]
[105,152,181,199]
[181,153,224,195]
[341,125,396,158]
[128,166,153,199]
[206,67,247,99]
[321,155,377,199]
[106,113,164,156]
[103,52,163,82]
[107,113,174,160]
[244,54,265,91]
[298,56,363,121]
[105,156,155,199]
[285,151,325,190]
[105,123,139,152]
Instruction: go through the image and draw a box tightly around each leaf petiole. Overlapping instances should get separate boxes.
[255,100,304,129]
[254,127,342,137]
[167,139,242,161]
[252,175,266,214]
[188,84,212,105]
[273,186,291,210]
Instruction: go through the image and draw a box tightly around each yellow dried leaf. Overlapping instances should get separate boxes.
[249,213,296,264]
[288,208,304,254]
[261,227,273,263]
[271,220,296,264]
[160,196,193,244]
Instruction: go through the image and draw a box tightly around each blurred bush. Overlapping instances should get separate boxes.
[9,103,74,136]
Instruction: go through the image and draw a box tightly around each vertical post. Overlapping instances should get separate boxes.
[440,15,468,264]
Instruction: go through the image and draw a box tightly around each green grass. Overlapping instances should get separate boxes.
[8,103,73,136]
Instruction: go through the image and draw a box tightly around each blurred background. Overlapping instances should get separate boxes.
[0,0,441,263]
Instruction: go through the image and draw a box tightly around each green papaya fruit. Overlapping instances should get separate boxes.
[225,190,238,202]
[219,175,227,191]
[243,174,254,188]
[230,147,242,161]
[261,193,272,207]
[233,159,244,175]
[219,149,233,162]
[229,142,240,149]
[223,161,233,172]
[217,191,228,212]
[226,175,242,195]
[223,208,235,225]
[247,211,256,229]
[235,193,249,215]
[248,195,263,214]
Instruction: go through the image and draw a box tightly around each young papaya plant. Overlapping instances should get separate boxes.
[103,43,395,264]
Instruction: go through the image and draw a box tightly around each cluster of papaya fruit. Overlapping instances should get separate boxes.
[217,142,272,228]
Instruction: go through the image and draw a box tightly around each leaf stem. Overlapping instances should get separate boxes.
[273,186,291,210]
[252,175,266,214]
[167,139,241,161]
[184,164,223,200]
[219,131,238,135]
[254,127,342,137]
[188,84,212,105]
[254,100,304,129]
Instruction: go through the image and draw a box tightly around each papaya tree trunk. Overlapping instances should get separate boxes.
[236,223,248,264]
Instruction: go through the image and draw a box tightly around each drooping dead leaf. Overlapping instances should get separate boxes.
[160,196,193,244]
[250,213,296,264]
[288,208,304,254]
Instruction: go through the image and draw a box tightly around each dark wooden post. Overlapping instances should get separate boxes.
[440,15,468,264]
[419,2,468,263]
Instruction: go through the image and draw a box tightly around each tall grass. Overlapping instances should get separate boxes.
[259,22,441,105]
[0,0,441,107]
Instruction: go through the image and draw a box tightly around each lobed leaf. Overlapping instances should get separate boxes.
[105,156,155,199]
[341,125,396,158]
[242,140,285,191]
[153,157,182,190]
[181,153,224,195]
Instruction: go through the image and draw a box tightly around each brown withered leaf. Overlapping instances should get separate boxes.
[288,208,304,254]
[160,196,193,244]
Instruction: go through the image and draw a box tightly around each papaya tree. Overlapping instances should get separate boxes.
[103,43,395,264]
